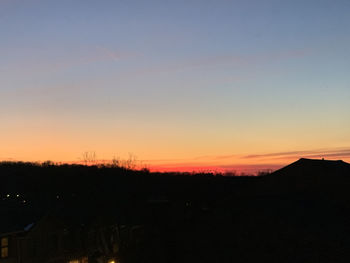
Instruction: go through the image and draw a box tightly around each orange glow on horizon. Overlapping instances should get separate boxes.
[147,164,283,175]
[1,146,349,175]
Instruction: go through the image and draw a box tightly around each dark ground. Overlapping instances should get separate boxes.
[1,158,350,263]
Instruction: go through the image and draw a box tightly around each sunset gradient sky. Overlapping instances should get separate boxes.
[1,0,350,173]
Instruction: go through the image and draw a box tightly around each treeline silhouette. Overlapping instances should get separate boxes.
[1,159,350,263]
[0,161,256,208]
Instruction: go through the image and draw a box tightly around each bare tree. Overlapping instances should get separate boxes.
[82,151,97,165]
[109,153,139,170]
[111,156,121,168]
[120,153,138,170]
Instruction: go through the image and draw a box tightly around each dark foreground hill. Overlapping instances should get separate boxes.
[251,158,350,197]
[1,159,350,263]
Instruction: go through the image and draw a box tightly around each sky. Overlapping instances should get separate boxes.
[1,0,350,173]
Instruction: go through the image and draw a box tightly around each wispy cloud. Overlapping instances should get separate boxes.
[143,147,350,173]
[1,46,308,84]
[142,147,350,166]
[0,46,137,74]
[43,46,137,71]
[242,148,350,161]
[126,48,309,77]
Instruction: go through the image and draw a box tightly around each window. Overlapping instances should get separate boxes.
[68,257,88,263]
[1,237,8,258]
[1,247,8,258]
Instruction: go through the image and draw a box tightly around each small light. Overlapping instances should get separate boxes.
[16,194,20,198]
[56,195,60,199]
[23,200,26,203]
[6,194,10,198]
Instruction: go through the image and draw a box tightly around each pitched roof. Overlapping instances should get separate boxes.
[0,206,41,234]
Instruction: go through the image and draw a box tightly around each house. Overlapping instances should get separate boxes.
[0,197,143,263]
[0,204,36,263]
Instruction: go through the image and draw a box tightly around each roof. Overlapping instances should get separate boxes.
[271,158,350,178]
[0,207,41,235]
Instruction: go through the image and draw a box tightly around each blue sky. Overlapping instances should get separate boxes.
[1,0,350,171]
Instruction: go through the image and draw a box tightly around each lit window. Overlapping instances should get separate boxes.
[1,247,8,258]
[1,238,8,247]
[68,257,88,263]
[1,237,8,258]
